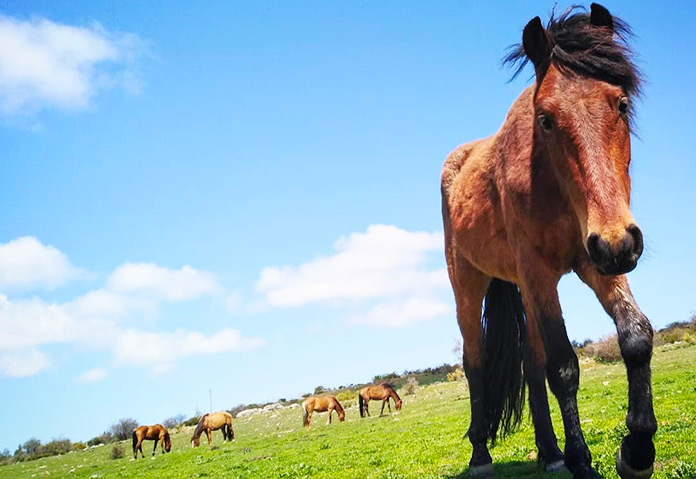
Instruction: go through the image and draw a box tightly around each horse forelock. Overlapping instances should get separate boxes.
[504,5,642,113]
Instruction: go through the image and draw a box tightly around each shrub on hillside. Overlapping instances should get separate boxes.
[182,415,201,427]
[447,367,465,382]
[87,432,112,447]
[72,442,86,451]
[110,444,124,460]
[581,335,622,363]
[402,377,418,395]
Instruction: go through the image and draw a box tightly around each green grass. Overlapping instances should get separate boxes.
[3,344,695,479]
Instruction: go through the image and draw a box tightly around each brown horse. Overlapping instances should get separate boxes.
[441,4,655,479]
[132,424,171,459]
[191,411,234,447]
[358,383,402,417]
[301,396,345,427]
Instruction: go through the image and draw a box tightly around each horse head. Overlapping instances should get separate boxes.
[516,3,643,275]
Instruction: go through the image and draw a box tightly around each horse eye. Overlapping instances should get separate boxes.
[537,114,553,132]
[618,98,629,116]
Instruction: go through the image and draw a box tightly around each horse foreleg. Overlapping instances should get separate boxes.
[152,439,158,456]
[520,271,596,479]
[577,266,657,479]
[524,310,564,472]
[207,429,212,445]
[387,398,392,413]
[327,408,333,425]
[380,400,386,416]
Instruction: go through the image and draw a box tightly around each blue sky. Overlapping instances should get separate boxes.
[0,1,694,451]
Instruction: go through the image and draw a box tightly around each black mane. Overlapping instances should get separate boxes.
[503,6,642,98]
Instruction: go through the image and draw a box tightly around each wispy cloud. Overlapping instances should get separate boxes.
[108,263,222,302]
[0,15,146,116]
[0,349,50,377]
[0,236,85,291]
[256,225,451,327]
[114,328,265,372]
[74,367,107,384]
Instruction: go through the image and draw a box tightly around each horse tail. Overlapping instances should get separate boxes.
[358,394,365,418]
[482,278,526,445]
[302,400,310,427]
[132,429,138,454]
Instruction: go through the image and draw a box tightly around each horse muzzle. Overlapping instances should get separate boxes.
[587,224,643,276]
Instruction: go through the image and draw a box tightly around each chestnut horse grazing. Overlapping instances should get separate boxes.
[441,4,655,479]
[191,411,234,447]
[358,383,402,417]
[302,396,345,427]
[132,424,171,459]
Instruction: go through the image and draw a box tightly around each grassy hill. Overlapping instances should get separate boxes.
[2,343,695,479]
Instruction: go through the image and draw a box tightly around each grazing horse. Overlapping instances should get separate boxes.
[302,396,345,427]
[358,383,402,417]
[191,411,234,447]
[132,424,171,459]
[441,4,655,479]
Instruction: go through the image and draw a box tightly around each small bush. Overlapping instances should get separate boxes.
[110,444,124,460]
[72,442,86,451]
[402,377,418,395]
[582,335,622,363]
[447,367,465,382]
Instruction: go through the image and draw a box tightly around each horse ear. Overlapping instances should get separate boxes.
[522,16,552,69]
[590,3,613,30]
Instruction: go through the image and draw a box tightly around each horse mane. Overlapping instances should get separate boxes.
[192,414,208,439]
[503,6,642,103]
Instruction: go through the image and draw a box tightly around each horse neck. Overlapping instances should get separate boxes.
[193,417,207,438]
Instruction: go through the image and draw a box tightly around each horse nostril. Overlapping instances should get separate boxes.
[587,233,609,263]
[627,223,643,258]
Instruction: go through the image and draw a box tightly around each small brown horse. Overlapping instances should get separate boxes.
[301,396,345,427]
[132,424,171,459]
[442,4,655,479]
[358,383,402,417]
[191,411,234,447]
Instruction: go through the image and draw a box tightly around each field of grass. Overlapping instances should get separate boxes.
[3,343,695,479]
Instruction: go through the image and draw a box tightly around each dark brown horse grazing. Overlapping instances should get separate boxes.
[132,424,171,459]
[302,396,345,427]
[441,4,655,479]
[358,383,402,417]
[191,411,234,447]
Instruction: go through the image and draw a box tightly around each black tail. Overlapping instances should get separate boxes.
[132,430,137,455]
[358,394,365,418]
[482,278,526,445]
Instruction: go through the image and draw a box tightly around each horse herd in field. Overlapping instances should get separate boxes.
[131,383,402,459]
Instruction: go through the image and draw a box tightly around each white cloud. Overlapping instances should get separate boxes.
[114,328,265,371]
[256,225,445,307]
[0,15,146,115]
[74,367,107,384]
[65,288,156,319]
[0,237,263,377]
[108,263,222,301]
[347,298,452,327]
[0,236,84,290]
[0,295,78,350]
[0,348,50,377]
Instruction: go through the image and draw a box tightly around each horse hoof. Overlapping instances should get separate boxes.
[545,459,566,473]
[470,463,494,478]
[616,448,653,479]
